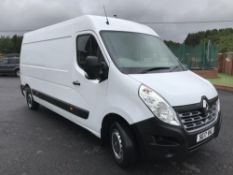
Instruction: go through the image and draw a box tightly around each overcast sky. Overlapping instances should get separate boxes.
[0,0,233,42]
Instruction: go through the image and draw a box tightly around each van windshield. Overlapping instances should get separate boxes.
[101,31,184,74]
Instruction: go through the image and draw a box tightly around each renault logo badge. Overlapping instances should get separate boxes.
[202,99,209,114]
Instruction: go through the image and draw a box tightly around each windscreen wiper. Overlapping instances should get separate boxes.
[141,67,171,73]
[169,65,182,72]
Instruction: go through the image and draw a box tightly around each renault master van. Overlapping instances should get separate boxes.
[20,15,221,167]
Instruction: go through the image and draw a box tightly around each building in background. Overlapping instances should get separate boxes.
[218,52,233,76]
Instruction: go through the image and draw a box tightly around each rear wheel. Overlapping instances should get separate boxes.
[15,69,20,77]
[110,122,137,168]
[25,87,39,110]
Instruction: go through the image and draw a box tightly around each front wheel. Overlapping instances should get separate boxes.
[110,122,137,168]
[25,88,39,110]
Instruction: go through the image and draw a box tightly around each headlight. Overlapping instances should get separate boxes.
[216,98,220,113]
[139,85,180,126]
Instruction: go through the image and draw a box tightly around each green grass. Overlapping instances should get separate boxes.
[208,73,233,87]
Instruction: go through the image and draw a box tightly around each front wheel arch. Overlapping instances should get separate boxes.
[109,120,137,167]
[101,113,136,146]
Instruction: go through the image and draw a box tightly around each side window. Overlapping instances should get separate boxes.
[76,34,104,70]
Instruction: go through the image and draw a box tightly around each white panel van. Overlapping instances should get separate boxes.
[20,15,221,167]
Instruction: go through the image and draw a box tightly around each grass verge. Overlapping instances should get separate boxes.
[208,73,233,87]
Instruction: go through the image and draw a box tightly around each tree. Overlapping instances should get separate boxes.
[0,35,23,54]
[164,40,181,48]
[184,28,233,52]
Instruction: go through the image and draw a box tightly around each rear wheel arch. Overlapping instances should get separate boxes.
[24,84,30,89]
[22,84,30,93]
[24,85,39,110]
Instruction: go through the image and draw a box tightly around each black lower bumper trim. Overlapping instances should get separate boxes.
[132,113,221,160]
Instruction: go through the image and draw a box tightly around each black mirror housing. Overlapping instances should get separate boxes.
[85,56,99,79]
[86,56,99,68]
[99,61,109,82]
[85,56,109,81]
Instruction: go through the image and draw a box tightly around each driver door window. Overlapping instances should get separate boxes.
[76,34,104,71]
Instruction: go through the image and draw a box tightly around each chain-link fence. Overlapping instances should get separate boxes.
[169,43,233,88]
[169,41,218,70]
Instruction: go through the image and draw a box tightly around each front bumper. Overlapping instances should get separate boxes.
[132,112,221,160]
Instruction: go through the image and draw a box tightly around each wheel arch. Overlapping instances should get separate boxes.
[101,113,136,146]
[20,83,30,96]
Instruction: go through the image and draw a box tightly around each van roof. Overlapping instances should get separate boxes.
[23,15,159,44]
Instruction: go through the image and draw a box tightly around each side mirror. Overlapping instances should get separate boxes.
[182,64,189,70]
[85,56,100,79]
[99,61,109,82]
[85,56,109,81]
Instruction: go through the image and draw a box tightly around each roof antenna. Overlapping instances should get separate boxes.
[103,6,110,25]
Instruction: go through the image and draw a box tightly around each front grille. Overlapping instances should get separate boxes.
[177,101,218,133]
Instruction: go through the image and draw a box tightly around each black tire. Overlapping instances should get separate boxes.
[25,87,39,110]
[15,69,20,77]
[110,122,137,168]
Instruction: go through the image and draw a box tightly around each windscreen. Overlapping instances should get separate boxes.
[101,31,184,74]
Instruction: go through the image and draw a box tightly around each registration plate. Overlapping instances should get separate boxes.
[196,127,215,143]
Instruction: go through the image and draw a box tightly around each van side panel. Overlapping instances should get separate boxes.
[20,35,92,132]
[21,36,72,86]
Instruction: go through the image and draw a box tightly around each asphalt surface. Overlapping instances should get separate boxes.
[0,77,233,175]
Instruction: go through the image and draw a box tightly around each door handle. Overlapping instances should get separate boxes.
[73,80,81,86]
